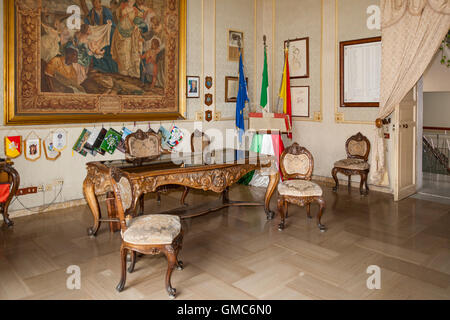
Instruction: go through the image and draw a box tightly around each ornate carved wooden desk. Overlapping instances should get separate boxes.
[83,149,279,236]
[0,160,20,227]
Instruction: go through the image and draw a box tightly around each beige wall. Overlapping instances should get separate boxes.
[0,0,255,217]
[1,0,394,219]
[423,92,450,128]
[268,0,392,189]
[423,47,450,93]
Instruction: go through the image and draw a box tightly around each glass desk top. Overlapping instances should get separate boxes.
[89,149,274,174]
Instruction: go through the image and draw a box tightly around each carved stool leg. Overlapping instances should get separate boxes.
[364,171,370,194]
[157,190,161,203]
[116,245,128,292]
[332,167,339,192]
[139,195,144,215]
[316,197,326,232]
[164,248,177,298]
[306,203,312,219]
[222,187,230,204]
[128,250,136,273]
[181,187,189,206]
[1,203,13,227]
[278,197,286,231]
[359,172,368,195]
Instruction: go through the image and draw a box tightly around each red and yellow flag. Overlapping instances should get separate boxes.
[4,136,21,158]
[279,48,292,138]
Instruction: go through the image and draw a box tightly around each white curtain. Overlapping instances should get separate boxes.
[370,0,450,185]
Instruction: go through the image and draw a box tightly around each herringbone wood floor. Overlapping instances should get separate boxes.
[1,182,449,300]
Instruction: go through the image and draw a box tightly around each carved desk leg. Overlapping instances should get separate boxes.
[83,176,101,236]
[2,165,19,227]
[264,171,280,220]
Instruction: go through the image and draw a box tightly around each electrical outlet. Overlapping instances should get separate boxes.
[16,187,38,196]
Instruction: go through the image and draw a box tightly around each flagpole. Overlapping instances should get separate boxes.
[263,35,269,113]
[276,40,289,114]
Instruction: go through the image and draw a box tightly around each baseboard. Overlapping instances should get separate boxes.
[5,195,107,220]
[3,175,392,222]
[312,175,393,194]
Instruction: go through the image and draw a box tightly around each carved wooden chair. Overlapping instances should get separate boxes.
[178,130,213,205]
[125,129,162,162]
[109,167,184,298]
[331,132,370,195]
[277,143,326,232]
[124,129,164,210]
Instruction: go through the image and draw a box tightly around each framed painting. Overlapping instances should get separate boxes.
[228,29,243,62]
[3,0,187,125]
[186,76,199,98]
[291,86,309,118]
[225,76,248,103]
[339,37,381,108]
[284,37,309,79]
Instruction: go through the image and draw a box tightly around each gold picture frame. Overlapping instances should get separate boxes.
[3,0,187,125]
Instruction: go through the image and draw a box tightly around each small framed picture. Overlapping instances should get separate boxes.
[186,76,200,98]
[291,86,310,117]
[285,37,309,79]
[225,76,248,103]
[228,30,244,61]
[24,138,41,161]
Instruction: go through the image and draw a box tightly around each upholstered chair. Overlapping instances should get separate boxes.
[277,143,326,232]
[109,167,184,298]
[178,130,213,205]
[124,129,164,210]
[331,132,371,195]
[125,129,162,162]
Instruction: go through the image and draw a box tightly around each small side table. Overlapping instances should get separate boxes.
[0,160,20,227]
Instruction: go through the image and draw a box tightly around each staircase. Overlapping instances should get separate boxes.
[423,137,450,175]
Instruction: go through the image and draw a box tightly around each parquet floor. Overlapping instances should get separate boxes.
[0,182,449,300]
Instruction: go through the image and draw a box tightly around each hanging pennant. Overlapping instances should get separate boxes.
[92,128,108,156]
[83,127,101,156]
[100,128,122,154]
[117,127,133,153]
[24,138,41,161]
[43,133,61,161]
[53,129,68,152]
[72,128,91,157]
[167,125,184,149]
[4,136,22,158]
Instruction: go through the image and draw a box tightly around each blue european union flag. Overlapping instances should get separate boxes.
[236,52,249,145]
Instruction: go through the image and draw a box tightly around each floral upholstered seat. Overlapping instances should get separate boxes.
[110,167,184,298]
[277,143,326,232]
[333,158,370,171]
[278,180,323,197]
[122,215,182,245]
[332,132,371,195]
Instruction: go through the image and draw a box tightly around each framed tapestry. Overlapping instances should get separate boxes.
[4,0,187,125]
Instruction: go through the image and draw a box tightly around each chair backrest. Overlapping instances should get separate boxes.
[109,167,135,232]
[191,129,211,152]
[345,132,370,161]
[280,143,314,181]
[125,129,161,161]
